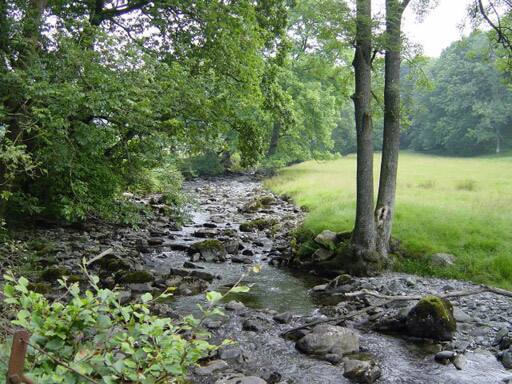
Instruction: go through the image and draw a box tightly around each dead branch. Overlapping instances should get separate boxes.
[281,284,512,336]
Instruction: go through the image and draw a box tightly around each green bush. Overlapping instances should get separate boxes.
[0,263,241,384]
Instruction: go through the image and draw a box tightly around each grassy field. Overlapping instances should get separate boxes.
[265,151,512,289]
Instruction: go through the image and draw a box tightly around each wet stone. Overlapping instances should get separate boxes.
[296,324,359,358]
[273,312,293,324]
[195,360,229,376]
[218,346,242,360]
[343,358,382,384]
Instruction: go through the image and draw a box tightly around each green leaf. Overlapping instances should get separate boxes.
[140,292,153,303]
[206,291,223,304]
[230,285,250,293]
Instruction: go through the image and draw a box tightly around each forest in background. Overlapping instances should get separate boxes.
[1,0,511,228]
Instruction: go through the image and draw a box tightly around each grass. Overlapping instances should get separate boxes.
[265,151,512,290]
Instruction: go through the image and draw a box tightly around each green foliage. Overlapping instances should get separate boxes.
[0,0,290,224]
[261,0,355,167]
[0,264,245,383]
[403,31,512,155]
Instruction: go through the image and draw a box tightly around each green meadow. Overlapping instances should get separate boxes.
[265,152,512,289]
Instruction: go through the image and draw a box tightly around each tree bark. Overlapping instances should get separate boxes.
[349,0,377,274]
[375,0,407,256]
[267,121,281,157]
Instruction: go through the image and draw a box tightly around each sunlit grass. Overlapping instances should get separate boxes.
[265,151,512,289]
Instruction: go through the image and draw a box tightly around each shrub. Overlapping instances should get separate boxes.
[0,262,244,384]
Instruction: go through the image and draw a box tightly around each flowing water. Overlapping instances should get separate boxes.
[146,176,511,384]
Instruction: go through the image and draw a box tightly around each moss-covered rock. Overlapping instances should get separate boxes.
[93,254,131,272]
[67,274,84,284]
[190,240,227,261]
[29,239,57,256]
[239,218,278,232]
[314,230,338,250]
[28,282,52,294]
[39,267,71,282]
[117,270,155,284]
[259,195,276,206]
[405,295,456,341]
[240,195,276,213]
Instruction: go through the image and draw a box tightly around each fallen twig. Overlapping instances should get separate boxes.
[281,284,512,336]
[86,248,114,266]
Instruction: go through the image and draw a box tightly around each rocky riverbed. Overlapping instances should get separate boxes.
[3,175,512,383]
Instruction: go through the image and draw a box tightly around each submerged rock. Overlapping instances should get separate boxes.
[343,358,381,384]
[405,295,456,341]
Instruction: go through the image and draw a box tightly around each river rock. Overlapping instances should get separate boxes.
[452,354,466,370]
[343,358,382,383]
[190,240,227,262]
[500,350,512,369]
[273,312,293,324]
[314,230,338,250]
[296,324,359,360]
[405,295,456,340]
[453,308,471,322]
[313,247,334,261]
[225,300,246,311]
[169,267,214,282]
[223,239,240,254]
[195,359,229,376]
[435,350,456,364]
[242,318,264,332]
[232,256,253,264]
[216,375,266,384]
[430,253,455,267]
[218,346,242,360]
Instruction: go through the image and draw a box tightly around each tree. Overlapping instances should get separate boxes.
[349,0,377,275]
[0,0,289,223]
[404,32,512,154]
[347,0,437,275]
[375,0,411,257]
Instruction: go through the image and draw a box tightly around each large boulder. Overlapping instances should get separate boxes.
[405,295,456,341]
[296,324,359,361]
[314,230,338,250]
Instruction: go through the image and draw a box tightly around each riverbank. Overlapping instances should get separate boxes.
[1,175,511,383]
[265,152,512,289]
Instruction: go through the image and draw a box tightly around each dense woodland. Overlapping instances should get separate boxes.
[0,0,511,229]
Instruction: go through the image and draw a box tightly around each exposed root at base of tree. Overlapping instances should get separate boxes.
[281,285,512,337]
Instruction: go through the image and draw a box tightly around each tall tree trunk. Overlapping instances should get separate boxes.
[375,0,408,256]
[349,0,377,275]
[267,121,281,157]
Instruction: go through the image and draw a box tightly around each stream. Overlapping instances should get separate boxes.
[142,176,512,384]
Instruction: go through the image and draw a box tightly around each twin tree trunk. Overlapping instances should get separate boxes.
[348,0,407,276]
